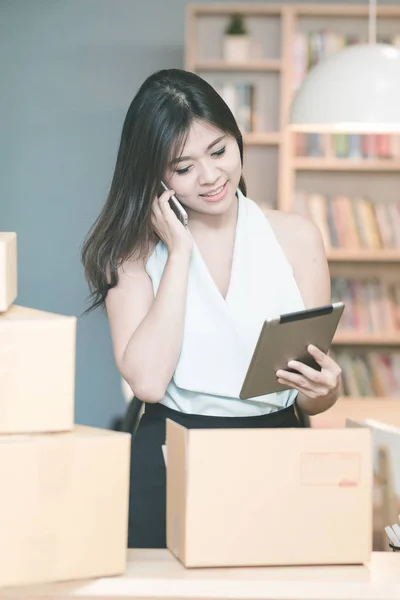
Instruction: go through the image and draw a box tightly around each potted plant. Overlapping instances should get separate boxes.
[223,13,250,63]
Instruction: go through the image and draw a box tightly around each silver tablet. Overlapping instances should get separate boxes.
[239,302,345,400]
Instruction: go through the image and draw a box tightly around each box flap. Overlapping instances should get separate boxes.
[166,419,188,563]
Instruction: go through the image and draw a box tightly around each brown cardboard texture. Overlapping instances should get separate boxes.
[0,425,130,587]
[0,232,17,312]
[347,418,400,551]
[0,305,76,433]
[166,419,372,567]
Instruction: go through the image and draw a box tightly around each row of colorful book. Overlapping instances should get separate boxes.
[295,133,400,160]
[331,278,400,333]
[330,350,400,398]
[295,191,400,250]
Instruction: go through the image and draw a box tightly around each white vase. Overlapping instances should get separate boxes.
[223,35,251,64]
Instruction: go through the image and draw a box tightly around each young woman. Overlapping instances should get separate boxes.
[81,69,342,549]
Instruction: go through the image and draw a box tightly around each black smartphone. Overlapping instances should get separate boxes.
[160,181,188,228]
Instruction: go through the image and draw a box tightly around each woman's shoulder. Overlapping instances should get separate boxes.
[262,207,330,306]
[262,207,326,270]
[106,240,159,288]
[264,207,320,242]
[244,194,318,241]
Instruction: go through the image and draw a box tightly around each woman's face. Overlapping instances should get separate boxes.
[164,119,242,216]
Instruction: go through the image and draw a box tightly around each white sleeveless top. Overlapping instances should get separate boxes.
[145,189,305,417]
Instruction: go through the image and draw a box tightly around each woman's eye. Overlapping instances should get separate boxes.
[175,166,191,175]
[174,147,225,174]
[212,146,225,157]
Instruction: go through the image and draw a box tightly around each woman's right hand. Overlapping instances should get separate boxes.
[151,189,193,255]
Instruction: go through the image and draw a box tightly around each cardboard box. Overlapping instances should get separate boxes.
[166,420,372,567]
[347,418,400,550]
[0,232,17,312]
[0,305,76,433]
[0,425,131,587]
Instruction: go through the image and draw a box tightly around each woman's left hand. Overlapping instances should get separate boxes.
[276,344,342,406]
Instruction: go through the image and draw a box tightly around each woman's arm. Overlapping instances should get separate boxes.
[106,190,193,403]
[106,250,191,403]
[267,212,342,416]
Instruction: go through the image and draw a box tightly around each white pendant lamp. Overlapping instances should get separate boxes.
[289,0,400,133]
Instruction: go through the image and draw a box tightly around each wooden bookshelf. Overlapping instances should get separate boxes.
[293,158,400,171]
[195,59,282,71]
[310,397,400,428]
[333,332,400,346]
[243,132,281,145]
[326,249,400,263]
[186,3,400,426]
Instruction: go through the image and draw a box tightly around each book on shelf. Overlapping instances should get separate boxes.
[295,191,400,251]
[214,81,255,134]
[332,278,400,333]
[293,29,363,93]
[295,132,400,160]
[330,350,400,398]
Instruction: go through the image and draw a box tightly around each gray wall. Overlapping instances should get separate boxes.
[0,0,395,429]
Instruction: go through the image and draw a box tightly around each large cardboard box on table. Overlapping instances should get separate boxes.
[0,305,76,433]
[0,425,131,587]
[347,418,400,550]
[166,420,372,567]
[0,232,17,312]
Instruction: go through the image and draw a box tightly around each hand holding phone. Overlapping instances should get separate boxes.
[152,182,193,255]
[160,181,188,228]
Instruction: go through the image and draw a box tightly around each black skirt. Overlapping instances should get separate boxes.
[128,401,302,548]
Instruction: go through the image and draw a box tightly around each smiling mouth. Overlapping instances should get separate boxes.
[200,182,227,197]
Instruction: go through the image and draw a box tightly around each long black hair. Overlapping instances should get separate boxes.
[81,68,247,313]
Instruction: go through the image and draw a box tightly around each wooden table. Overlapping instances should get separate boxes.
[1,549,400,600]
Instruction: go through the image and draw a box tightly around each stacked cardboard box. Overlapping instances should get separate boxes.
[0,232,17,313]
[0,232,130,587]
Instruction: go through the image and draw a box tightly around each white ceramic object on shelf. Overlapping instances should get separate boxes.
[223,35,251,63]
